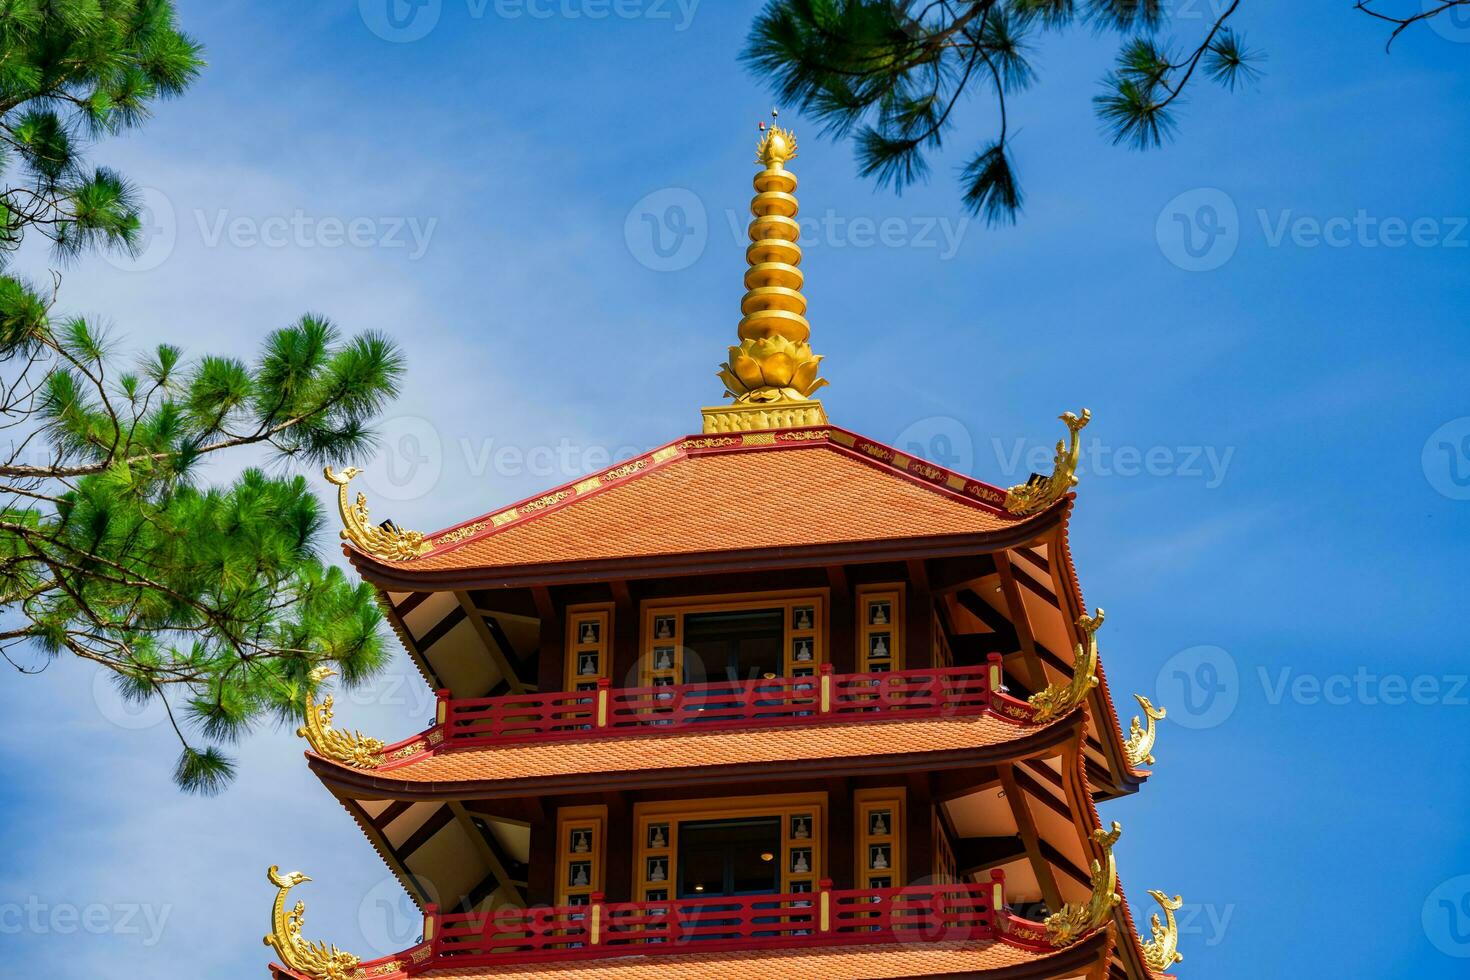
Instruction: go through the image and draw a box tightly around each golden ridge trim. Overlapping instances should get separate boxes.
[1004,409,1091,516]
[1027,610,1103,723]
[1124,694,1168,768]
[298,667,386,768]
[1044,822,1122,947]
[1141,890,1185,972]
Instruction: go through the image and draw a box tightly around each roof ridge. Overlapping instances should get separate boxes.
[406,425,1015,563]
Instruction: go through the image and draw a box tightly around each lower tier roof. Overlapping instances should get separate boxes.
[271,931,1114,980]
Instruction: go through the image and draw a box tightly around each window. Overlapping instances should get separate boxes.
[556,805,607,906]
[641,593,825,687]
[565,604,612,692]
[855,788,905,890]
[857,586,904,673]
[633,793,825,901]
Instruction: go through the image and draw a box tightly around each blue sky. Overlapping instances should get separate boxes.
[1,1,1467,977]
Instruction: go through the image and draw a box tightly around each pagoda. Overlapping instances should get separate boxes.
[262,117,1187,980]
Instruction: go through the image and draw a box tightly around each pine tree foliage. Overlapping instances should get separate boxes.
[745,0,1262,223]
[0,2,406,794]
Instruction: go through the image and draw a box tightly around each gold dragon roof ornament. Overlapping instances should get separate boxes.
[264,866,361,980]
[1004,409,1091,516]
[1028,609,1103,723]
[1044,821,1122,947]
[325,465,431,561]
[704,110,829,434]
[298,666,386,768]
[1124,694,1168,768]
[1141,889,1185,973]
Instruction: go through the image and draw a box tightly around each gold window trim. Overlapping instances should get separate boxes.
[632,792,827,901]
[857,584,904,672]
[855,787,905,889]
[640,589,827,687]
[565,603,613,692]
[556,804,607,905]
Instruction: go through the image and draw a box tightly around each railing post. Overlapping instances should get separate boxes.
[819,878,833,932]
[988,869,1005,933]
[590,892,604,945]
[423,903,441,958]
[820,663,833,714]
[596,678,610,728]
[986,654,1004,707]
[435,689,452,731]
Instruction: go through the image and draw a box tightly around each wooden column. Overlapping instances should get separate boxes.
[526,797,557,907]
[602,792,634,902]
[905,559,933,671]
[825,777,854,889]
[609,580,639,690]
[532,587,564,693]
[826,566,856,675]
[905,771,933,886]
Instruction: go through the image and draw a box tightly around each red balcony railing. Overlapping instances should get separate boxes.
[421,660,1031,750]
[429,880,1007,968]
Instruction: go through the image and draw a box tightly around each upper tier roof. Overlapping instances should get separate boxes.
[346,426,1057,585]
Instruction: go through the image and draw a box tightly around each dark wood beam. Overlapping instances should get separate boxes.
[993,552,1050,693]
[449,800,526,906]
[399,804,456,862]
[457,592,528,695]
[999,764,1064,913]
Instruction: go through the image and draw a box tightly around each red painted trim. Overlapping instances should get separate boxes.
[355,666,1042,774]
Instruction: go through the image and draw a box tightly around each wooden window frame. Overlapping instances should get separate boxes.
[857,585,904,673]
[855,788,905,889]
[632,792,827,901]
[565,603,613,692]
[640,589,827,688]
[556,804,607,906]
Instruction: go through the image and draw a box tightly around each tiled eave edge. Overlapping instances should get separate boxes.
[269,916,1118,980]
[306,710,1088,804]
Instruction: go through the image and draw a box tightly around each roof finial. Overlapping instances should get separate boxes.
[704,111,828,434]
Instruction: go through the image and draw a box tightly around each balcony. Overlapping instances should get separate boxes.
[375,661,1043,769]
[350,876,1058,974]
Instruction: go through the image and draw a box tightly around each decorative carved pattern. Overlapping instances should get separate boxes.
[1004,409,1091,516]
[436,520,490,546]
[1044,822,1122,947]
[1141,890,1185,972]
[264,866,360,980]
[1027,610,1103,723]
[604,459,648,481]
[1124,694,1168,767]
[298,667,385,768]
[521,490,571,514]
[324,466,431,561]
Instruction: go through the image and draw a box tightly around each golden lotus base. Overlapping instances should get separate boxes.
[701,400,828,434]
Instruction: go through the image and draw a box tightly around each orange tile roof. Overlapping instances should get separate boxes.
[357,428,1041,578]
[416,938,1104,979]
[312,713,1073,791]
[273,933,1112,980]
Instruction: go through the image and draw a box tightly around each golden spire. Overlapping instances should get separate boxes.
[703,111,829,434]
